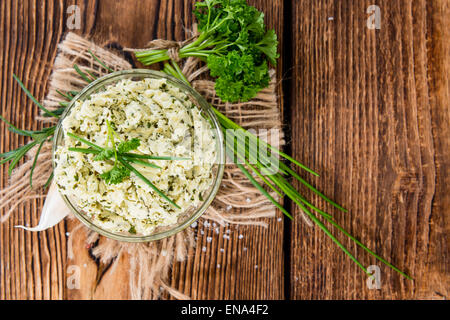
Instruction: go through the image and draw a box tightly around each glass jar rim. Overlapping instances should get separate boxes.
[52,69,225,242]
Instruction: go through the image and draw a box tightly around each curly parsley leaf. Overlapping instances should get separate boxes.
[194,0,277,102]
[100,164,130,185]
[93,148,114,161]
[254,29,279,66]
[208,51,270,102]
[117,138,140,154]
[136,0,279,103]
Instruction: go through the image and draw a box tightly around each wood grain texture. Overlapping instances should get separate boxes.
[289,0,449,299]
[1,0,285,300]
[0,0,67,299]
[0,0,448,300]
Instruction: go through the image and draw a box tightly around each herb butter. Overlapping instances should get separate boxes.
[54,78,216,235]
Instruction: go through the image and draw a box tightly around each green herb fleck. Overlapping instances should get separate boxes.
[128,225,137,234]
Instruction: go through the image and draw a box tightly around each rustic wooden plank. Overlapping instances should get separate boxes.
[1,0,285,301]
[0,0,67,299]
[421,0,450,299]
[289,0,449,299]
[168,0,285,300]
[63,0,285,300]
[3,0,447,301]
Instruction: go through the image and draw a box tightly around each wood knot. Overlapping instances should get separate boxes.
[392,171,421,195]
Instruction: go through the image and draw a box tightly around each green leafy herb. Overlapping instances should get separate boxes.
[208,51,269,103]
[135,0,278,102]
[117,138,140,153]
[92,120,135,185]
[93,149,114,161]
[100,163,130,185]
[128,225,137,234]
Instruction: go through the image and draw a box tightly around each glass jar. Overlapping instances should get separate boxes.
[52,69,225,242]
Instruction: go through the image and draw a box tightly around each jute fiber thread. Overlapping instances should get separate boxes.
[0,32,285,299]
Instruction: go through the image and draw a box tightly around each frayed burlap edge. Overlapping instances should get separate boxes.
[0,32,285,299]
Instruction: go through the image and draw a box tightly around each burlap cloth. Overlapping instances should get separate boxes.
[0,33,284,299]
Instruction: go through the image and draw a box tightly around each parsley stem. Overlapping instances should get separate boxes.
[170,60,190,84]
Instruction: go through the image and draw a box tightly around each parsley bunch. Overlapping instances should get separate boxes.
[135,0,279,103]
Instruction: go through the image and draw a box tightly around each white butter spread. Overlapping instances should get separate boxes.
[54,78,216,235]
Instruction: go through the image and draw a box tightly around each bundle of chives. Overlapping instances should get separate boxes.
[163,61,411,279]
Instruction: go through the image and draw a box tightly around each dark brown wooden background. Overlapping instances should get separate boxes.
[0,0,448,300]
